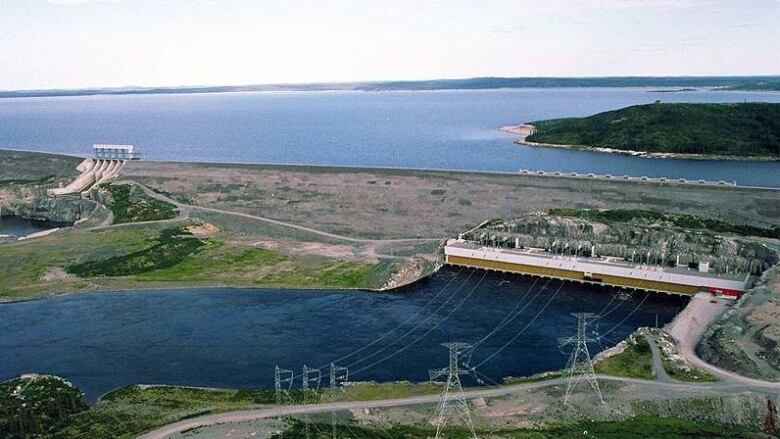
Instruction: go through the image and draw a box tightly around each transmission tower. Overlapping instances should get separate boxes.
[329,363,349,439]
[329,363,349,390]
[302,365,322,394]
[429,342,478,439]
[274,365,295,407]
[559,312,604,405]
[301,365,321,439]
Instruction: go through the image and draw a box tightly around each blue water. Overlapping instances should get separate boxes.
[0,268,686,401]
[0,88,779,187]
[0,216,64,240]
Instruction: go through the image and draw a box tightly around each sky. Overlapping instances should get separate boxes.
[1,0,779,90]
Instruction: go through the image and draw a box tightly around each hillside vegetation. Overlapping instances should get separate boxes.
[526,103,780,157]
[97,183,178,224]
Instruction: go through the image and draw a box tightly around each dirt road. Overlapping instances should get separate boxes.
[137,375,779,439]
[669,292,780,388]
[110,180,440,245]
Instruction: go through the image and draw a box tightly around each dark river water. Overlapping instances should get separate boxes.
[0,267,687,401]
[0,216,64,240]
[1,88,779,187]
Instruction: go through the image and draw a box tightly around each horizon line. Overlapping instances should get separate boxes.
[3,74,780,94]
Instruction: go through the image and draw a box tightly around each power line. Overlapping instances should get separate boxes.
[321,267,466,368]
[467,277,546,351]
[429,342,478,439]
[469,282,563,369]
[348,271,488,377]
[342,269,476,371]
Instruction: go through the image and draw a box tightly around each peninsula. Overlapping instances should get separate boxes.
[521,103,780,159]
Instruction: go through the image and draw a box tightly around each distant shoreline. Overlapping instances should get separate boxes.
[3,75,780,99]
[500,124,780,162]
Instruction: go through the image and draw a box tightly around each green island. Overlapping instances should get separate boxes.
[525,103,780,158]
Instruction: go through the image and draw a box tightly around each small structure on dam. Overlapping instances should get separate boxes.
[93,144,139,160]
[48,144,138,196]
[445,212,776,298]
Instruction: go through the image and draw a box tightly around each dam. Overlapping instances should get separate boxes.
[445,239,749,297]
[47,144,136,196]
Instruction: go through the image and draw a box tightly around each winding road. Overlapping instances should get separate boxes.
[137,374,779,439]
[112,180,440,245]
[669,292,780,388]
[99,182,778,438]
[137,292,780,439]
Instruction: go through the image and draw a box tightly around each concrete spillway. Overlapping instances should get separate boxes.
[48,158,126,196]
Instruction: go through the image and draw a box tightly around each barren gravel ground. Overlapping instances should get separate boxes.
[123,161,780,240]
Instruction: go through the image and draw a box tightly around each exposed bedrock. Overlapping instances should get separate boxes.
[464,214,777,276]
[697,265,780,380]
[0,186,97,223]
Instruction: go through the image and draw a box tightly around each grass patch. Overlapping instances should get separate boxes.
[66,227,206,277]
[0,224,168,300]
[50,385,278,439]
[503,371,563,385]
[322,381,442,403]
[134,242,390,289]
[276,416,761,439]
[662,360,718,382]
[149,186,194,205]
[135,244,288,282]
[549,208,780,239]
[99,183,178,224]
[259,258,393,289]
[594,337,654,380]
[0,220,398,299]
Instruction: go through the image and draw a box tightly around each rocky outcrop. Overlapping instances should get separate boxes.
[464,213,777,277]
[0,185,97,224]
[697,265,780,380]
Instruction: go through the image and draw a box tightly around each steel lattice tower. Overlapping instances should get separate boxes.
[274,365,295,408]
[302,365,321,439]
[329,363,349,439]
[329,363,349,390]
[302,365,322,394]
[559,312,604,404]
[429,342,478,439]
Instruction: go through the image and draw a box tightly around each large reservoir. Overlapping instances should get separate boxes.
[1,88,779,187]
[0,268,686,401]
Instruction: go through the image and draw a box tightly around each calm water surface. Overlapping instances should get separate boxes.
[0,216,64,239]
[1,88,779,187]
[0,268,686,401]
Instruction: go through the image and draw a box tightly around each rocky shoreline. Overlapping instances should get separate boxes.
[0,185,97,224]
